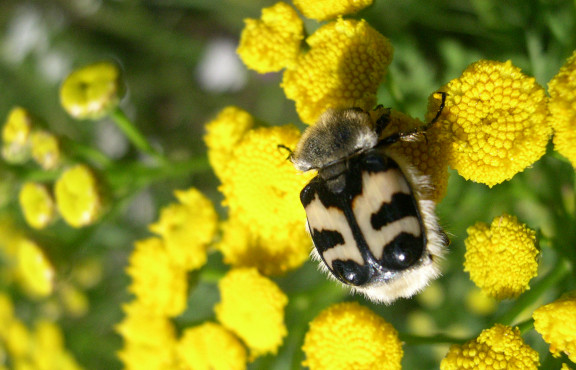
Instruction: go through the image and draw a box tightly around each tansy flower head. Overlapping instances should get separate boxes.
[464,214,539,300]
[533,292,576,362]
[216,125,313,275]
[30,130,61,170]
[293,0,373,21]
[302,301,403,370]
[547,50,576,169]
[434,60,550,187]
[126,238,187,317]
[440,324,539,369]
[214,268,287,359]
[149,187,218,271]
[204,106,254,180]
[19,182,57,230]
[237,2,303,73]
[2,106,32,164]
[15,238,55,298]
[60,61,125,120]
[54,164,103,227]
[282,18,393,124]
[176,322,247,370]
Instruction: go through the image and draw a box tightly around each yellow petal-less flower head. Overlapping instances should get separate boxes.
[60,61,125,120]
[293,0,373,21]
[30,319,83,370]
[214,268,288,359]
[204,106,254,180]
[126,238,187,317]
[216,125,313,275]
[548,50,576,168]
[19,182,57,230]
[464,214,539,300]
[302,301,403,370]
[434,60,550,187]
[15,238,55,298]
[149,188,218,271]
[30,130,61,170]
[237,2,303,73]
[282,18,393,124]
[533,293,576,362]
[2,106,32,164]
[177,322,247,370]
[440,324,539,369]
[54,164,103,228]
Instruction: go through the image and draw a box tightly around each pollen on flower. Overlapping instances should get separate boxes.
[282,18,393,124]
[434,60,550,187]
[204,106,254,180]
[2,106,32,164]
[30,130,61,170]
[547,50,576,169]
[176,322,247,370]
[464,214,539,300]
[302,301,403,370]
[533,293,576,363]
[440,324,539,369]
[126,238,188,317]
[214,268,287,359]
[237,2,303,73]
[19,182,56,229]
[149,188,218,271]
[293,0,373,21]
[216,125,313,275]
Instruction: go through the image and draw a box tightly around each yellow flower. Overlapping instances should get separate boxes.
[548,50,576,168]
[282,18,393,124]
[2,106,32,164]
[15,238,55,298]
[214,268,287,359]
[30,130,61,170]
[54,164,103,227]
[19,182,56,229]
[60,282,89,317]
[0,293,15,334]
[533,293,576,362]
[466,288,497,316]
[302,301,403,370]
[59,61,124,120]
[149,188,218,271]
[434,60,550,187]
[176,322,247,370]
[294,0,373,21]
[464,214,539,299]
[4,318,30,358]
[126,238,187,317]
[237,2,303,73]
[440,324,539,369]
[30,320,83,370]
[204,106,254,179]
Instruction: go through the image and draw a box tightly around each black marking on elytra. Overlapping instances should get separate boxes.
[310,228,345,255]
[371,193,418,230]
[381,232,424,270]
[332,259,371,286]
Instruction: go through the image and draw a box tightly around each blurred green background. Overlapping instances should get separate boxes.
[1,0,576,369]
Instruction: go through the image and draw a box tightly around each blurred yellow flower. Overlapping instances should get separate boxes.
[149,188,218,271]
[0,293,15,334]
[216,125,312,275]
[15,238,55,298]
[533,293,576,362]
[466,288,497,316]
[4,318,31,359]
[30,130,61,170]
[464,214,539,299]
[29,320,83,370]
[282,18,393,124]
[441,324,539,369]
[435,60,550,187]
[60,61,124,120]
[548,50,576,169]
[18,182,56,230]
[237,2,303,73]
[204,106,254,179]
[302,301,403,370]
[293,0,373,21]
[2,106,32,164]
[214,268,287,359]
[126,238,187,317]
[177,322,247,370]
[60,283,89,317]
[54,164,103,228]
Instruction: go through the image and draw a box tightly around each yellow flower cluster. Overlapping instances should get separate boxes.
[302,301,403,369]
[533,293,576,362]
[464,214,539,299]
[441,324,539,369]
[548,50,576,169]
[434,60,550,187]
[293,0,373,21]
[19,182,56,229]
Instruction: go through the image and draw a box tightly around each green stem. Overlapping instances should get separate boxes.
[60,137,113,168]
[110,108,165,163]
[400,333,468,345]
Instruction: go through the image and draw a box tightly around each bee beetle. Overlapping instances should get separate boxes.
[289,93,448,304]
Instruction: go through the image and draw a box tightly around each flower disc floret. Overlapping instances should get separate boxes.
[293,0,373,21]
[282,18,393,124]
[464,214,538,300]
[533,293,576,362]
[435,60,550,187]
[302,301,403,370]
